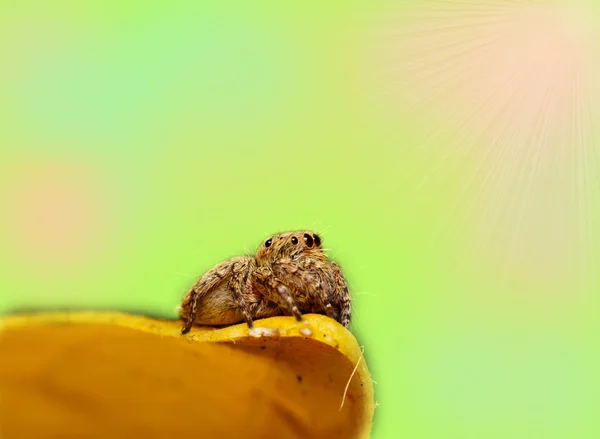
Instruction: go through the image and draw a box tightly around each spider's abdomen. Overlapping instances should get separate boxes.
[180,283,245,326]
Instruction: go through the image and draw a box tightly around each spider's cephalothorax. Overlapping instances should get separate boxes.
[179,231,351,334]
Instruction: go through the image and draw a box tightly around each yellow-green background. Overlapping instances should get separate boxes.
[1,1,599,438]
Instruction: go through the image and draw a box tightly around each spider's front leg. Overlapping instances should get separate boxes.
[275,258,336,320]
[256,267,303,322]
[329,261,351,328]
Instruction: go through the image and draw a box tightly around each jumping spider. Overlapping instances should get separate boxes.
[180,231,351,334]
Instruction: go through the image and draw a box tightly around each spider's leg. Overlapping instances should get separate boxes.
[304,267,337,319]
[330,262,351,328]
[263,275,303,322]
[324,303,337,319]
[180,260,235,334]
[229,261,255,328]
[274,258,337,321]
[291,258,337,319]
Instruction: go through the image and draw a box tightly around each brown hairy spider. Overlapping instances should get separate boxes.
[180,231,351,334]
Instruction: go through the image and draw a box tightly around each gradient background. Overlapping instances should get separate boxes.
[1,1,600,438]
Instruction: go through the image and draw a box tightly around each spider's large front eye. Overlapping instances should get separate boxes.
[313,234,321,246]
[265,238,272,247]
[291,236,298,245]
[303,233,313,248]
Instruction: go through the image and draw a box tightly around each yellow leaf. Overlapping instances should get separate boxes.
[0,312,374,439]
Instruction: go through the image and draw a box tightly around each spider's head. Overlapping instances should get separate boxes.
[256,230,324,263]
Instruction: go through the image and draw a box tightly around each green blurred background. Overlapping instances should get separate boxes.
[1,1,599,438]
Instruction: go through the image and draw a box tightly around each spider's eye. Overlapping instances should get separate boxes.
[265,238,272,248]
[291,236,298,245]
[313,234,321,246]
[303,233,313,248]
